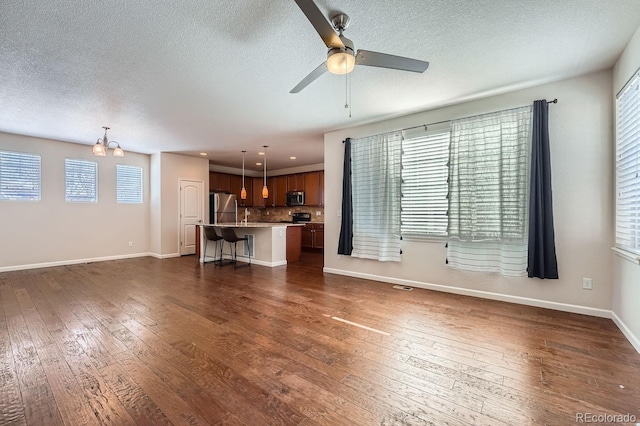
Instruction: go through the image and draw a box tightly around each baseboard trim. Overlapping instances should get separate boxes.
[611,311,640,354]
[323,267,612,319]
[149,253,181,259]
[0,253,153,273]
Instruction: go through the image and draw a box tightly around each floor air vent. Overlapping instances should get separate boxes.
[392,285,413,291]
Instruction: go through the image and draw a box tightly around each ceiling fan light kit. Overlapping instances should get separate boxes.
[326,48,355,75]
[291,0,429,93]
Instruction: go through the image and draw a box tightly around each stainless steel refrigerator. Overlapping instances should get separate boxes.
[210,192,237,224]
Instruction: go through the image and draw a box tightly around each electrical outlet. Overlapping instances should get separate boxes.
[288,211,291,215]
[582,278,593,290]
[266,211,270,215]
[128,241,133,247]
[316,211,321,216]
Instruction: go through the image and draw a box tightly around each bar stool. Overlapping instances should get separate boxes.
[220,228,251,267]
[203,226,224,264]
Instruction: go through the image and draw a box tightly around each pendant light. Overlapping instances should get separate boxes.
[240,150,247,200]
[92,126,124,157]
[262,145,269,198]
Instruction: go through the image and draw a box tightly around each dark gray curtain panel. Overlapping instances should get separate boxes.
[528,100,559,279]
[337,138,353,255]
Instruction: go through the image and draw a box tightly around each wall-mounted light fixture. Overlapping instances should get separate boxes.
[93,126,124,157]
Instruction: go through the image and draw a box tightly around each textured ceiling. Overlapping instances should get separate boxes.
[1,0,639,171]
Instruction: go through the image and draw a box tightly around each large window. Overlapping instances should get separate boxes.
[116,164,143,203]
[65,159,98,202]
[616,70,640,256]
[0,150,41,201]
[401,125,450,239]
[351,132,403,261]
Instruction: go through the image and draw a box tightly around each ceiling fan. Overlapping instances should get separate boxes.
[290,0,430,94]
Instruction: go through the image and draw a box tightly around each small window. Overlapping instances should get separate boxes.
[116,164,143,203]
[615,70,640,256]
[65,158,98,202]
[401,126,451,239]
[0,150,41,201]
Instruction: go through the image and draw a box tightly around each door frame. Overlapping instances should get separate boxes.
[178,178,205,256]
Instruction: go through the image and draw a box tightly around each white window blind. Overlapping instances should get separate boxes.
[351,131,402,262]
[616,70,640,256]
[65,159,97,202]
[448,106,531,241]
[447,106,532,277]
[0,150,41,201]
[401,125,450,238]
[116,164,143,203]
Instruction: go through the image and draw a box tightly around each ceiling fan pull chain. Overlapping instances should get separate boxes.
[344,61,349,110]
[349,71,352,118]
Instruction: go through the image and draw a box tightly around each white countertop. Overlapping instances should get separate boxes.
[200,222,304,228]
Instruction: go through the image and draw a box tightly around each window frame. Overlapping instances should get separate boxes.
[400,125,451,241]
[0,150,41,201]
[615,69,640,257]
[64,158,98,203]
[116,164,143,204]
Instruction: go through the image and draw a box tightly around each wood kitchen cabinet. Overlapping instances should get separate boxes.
[252,176,266,207]
[230,175,252,207]
[286,226,302,262]
[213,169,323,208]
[287,173,305,192]
[275,176,287,207]
[210,172,231,193]
[265,176,287,207]
[301,223,324,251]
[304,171,324,206]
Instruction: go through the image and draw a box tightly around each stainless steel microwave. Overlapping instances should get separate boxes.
[286,191,305,206]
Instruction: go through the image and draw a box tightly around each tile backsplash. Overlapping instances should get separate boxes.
[240,206,324,223]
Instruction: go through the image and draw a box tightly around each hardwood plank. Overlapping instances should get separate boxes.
[51,327,135,425]
[35,343,99,425]
[0,285,48,391]
[21,384,64,426]
[0,286,27,426]
[113,351,209,425]
[0,255,638,425]
[99,362,172,425]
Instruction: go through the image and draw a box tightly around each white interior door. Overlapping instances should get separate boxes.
[179,179,203,255]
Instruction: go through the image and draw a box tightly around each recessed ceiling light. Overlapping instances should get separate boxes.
[258,152,265,156]
[199,152,207,156]
[290,156,297,160]
[256,162,262,166]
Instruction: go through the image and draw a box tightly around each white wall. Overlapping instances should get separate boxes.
[0,132,150,270]
[157,152,209,257]
[149,153,162,255]
[612,25,640,352]
[324,70,614,316]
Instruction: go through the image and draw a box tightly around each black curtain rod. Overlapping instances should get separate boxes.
[343,99,558,142]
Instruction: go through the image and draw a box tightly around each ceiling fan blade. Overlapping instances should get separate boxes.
[290,62,328,93]
[356,50,429,73]
[294,0,344,49]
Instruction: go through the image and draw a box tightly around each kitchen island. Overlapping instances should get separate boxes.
[198,223,303,267]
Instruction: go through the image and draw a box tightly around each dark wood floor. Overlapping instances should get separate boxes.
[1,252,639,425]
